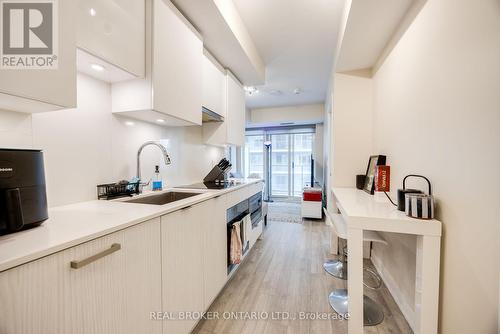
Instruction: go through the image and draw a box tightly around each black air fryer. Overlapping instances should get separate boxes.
[0,149,48,235]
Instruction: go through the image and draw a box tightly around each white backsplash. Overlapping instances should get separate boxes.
[0,73,224,207]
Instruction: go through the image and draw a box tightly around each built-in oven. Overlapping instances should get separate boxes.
[227,199,250,274]
[249,191,263,229]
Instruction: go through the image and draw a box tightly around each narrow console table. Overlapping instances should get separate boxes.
[331,188,442,334]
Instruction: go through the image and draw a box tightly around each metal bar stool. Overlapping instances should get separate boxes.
[323,211,387,326]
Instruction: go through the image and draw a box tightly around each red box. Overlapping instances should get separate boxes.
[303,190,322,201]
[375,165,390,192]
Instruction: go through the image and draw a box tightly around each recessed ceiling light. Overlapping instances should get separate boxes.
[89,8,97,16]
[269,89,283,96]
[244,86,259,95]
[293,88,301,95]
[125,121,135,126]
[90,63,105,72]
[156,119,165,123]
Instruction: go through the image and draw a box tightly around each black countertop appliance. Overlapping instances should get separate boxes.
[0,149,48,235]
[397,174,425,211]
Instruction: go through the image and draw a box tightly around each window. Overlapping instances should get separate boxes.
[243,126,316,198]
[243,135,265,179]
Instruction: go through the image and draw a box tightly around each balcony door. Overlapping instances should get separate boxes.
[270,133,313,198]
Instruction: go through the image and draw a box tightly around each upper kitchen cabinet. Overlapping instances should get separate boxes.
[226,71,246,146]
[203,70,245,147]
[76,0,145,79]
[112,0,203,126]
[202,50,226,118]
[0,0,76,113]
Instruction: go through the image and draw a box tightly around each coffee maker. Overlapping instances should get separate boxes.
[0,149,48,235]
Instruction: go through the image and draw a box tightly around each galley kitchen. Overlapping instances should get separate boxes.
[0,0,498,334]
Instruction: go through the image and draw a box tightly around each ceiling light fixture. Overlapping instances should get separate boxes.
[125,121,135,126]
[89,8,96,16]
[90,63,105,72]
[156,119,165,123]
[244,86,259,95]
[293,88,301,95]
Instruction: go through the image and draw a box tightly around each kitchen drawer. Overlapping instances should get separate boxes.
[0,218,162,334]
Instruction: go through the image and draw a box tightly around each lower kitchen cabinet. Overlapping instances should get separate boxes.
[202,195,228,309]
[0,184,260,334]
[0,218,162,334]
[161,202,206,334]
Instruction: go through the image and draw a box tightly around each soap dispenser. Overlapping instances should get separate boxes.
[152,165,163,191]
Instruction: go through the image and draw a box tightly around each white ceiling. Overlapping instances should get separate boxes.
[336,0,416,72]
[172,0,266,85]
[233,0,346,110]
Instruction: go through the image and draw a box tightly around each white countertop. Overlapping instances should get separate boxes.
[332,187,442,236]
[332,187,442,334]
[0,179,262,272]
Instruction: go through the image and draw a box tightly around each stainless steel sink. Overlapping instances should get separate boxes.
[124,191,202,205]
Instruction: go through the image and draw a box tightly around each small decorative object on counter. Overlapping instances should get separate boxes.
[397,174,427,211]
[375,166,390,192]
[405,193,435,220]
[363,155,386,194]
[397,174,435,219]
[152,165,163,191]
[356,174,366,190]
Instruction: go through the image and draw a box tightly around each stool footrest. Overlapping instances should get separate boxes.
[328,289,385,326]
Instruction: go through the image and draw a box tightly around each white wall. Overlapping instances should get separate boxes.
[0,74,224,207]
[249,103,324,125]
[331,73,373,188]
[0,110,33,148]
[330,73,419,325]
[369,0,500,332]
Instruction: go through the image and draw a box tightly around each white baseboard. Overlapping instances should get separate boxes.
[371,253,416,331]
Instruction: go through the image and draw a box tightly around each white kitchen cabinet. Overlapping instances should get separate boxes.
[161,202,206,334]
[202,194,228,308]
[112,0,203,126]
[0,218,162,334]
[202,51,226,117]
[203,70,246,146]
[226,71,246,146]
[76,0,145,77]
[0,0,76,113]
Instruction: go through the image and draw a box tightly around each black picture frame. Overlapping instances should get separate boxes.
[363,155,387,195]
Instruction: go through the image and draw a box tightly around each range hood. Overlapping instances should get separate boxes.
[202,107,224,123]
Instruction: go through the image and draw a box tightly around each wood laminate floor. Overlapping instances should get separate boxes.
[193,219,413,334]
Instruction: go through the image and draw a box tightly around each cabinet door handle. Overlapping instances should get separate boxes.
[181,205,192,210]
[70,243,121,269]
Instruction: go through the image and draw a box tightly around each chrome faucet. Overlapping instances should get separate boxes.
[136,141,171,180]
